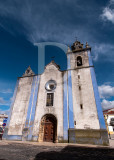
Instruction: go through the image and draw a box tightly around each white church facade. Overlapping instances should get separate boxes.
[3,41,109,145]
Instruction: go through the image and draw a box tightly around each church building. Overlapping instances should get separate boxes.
[3,40,109,145]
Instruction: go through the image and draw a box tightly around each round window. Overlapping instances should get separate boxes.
[45,80,57,91]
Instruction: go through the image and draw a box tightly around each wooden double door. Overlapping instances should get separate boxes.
[43,117,55,142]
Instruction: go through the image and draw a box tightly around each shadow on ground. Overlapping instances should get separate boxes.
[34,145,114,160]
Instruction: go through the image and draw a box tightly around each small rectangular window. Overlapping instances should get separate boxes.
[78,75,80,79]
[79,86,81,90]
[46,93,54,106]
[80,104,83,109]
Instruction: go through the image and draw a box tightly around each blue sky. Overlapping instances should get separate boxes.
[0,0,114,114]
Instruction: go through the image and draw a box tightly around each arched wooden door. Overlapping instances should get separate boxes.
[43,116,56,142]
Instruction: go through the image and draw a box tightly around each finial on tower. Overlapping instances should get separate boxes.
[86,42,90,48]
[71,40,91,52]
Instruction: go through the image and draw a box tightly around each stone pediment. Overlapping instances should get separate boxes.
[22,66,35,77]
[45,61,60,71]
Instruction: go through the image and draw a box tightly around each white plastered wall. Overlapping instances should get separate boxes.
[8,77,33,135]
[70,51,100,130]
[32,63,64,140]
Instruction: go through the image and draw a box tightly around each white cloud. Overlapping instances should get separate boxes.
[0,0,73,43]
[0,97,11,106]
[101,99,114,110]
[98,85,114,99]
[101,7,114,23]
[0,109,10,115]
[99,84,114,111]
[0,89,12,94]
[92,43,114,61]
[101,0,114,23]
[0,0,93,44]
[0,96,12,115]
[110,0,114,4]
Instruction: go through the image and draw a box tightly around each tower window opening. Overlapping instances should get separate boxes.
[46,93,54,106]
[74,121,76,125]
[79,86,81,90]
[78,75,80,79]
[80,104,83,109]
[77,56,82,66]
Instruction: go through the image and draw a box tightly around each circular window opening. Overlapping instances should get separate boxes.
[45,80,57,91]
[50,84,54,90]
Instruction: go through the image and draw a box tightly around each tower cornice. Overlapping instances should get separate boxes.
[71,40,91,53]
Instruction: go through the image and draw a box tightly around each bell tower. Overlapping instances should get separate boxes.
[67,41,91,70]
[66,40,109,145]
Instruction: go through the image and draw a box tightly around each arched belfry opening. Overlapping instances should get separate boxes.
[38,114,57,143]
[77,56,82,66]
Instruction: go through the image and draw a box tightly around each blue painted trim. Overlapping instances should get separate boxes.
[67,54,74,129]
[67,54,71,70]
[6,79,20,127]
[28,75,40,140]
[6,135,22,141]
[88,50,93,66]
[63,72,68,141]
[68,70,74,128]
[25,76,36,128]
[90,68,106,129]
[88,51,106,129]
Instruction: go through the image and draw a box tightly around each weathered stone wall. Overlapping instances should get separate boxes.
[70,51,100,130]
[68,129,109,145]
[8,77,33,135]
[71,68,100,130]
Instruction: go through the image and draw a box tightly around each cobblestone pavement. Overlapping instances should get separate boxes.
[0,140,114,160]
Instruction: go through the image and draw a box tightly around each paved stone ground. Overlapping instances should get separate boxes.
[0,140,114,160]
